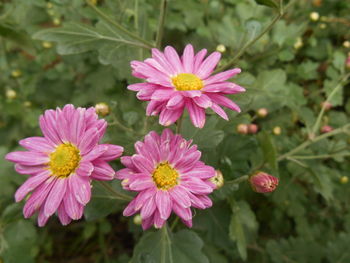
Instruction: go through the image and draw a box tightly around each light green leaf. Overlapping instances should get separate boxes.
[229,213,247,260]
[254,0,279,9]
[257,131,278,174]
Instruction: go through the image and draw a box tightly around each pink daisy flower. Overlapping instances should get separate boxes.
[128,44,245,128]
[116,129,216,230]
[5,104,123,226]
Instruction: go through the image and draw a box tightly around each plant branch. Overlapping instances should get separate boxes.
[155,0,168,49]
[226,175,249,185]
[98,181,133,201]
[86,0,154,48]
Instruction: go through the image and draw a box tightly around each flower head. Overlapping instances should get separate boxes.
[249,172,279,193]
[128,44,245,128]
[5,104,123,226]
[116,129,216,230]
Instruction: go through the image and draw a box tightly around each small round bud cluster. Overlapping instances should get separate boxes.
[321,101,332,111]
[237,124,258,135]
[6,89,17,100]
[257,108,268,118]
[309,12,320,22]
[321,125,333,134]
[216,44,226,53]
[340,176,349,184]
[294,37,303,50]
[95,102,110,117]
[11,69,22,78]
[249,171,279,193]
[42,41,53,49]
[210,170,224,189]
[273,126,281,135]
[133,214,142,225]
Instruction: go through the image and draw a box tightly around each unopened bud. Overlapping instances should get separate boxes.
[237,124,249,135]
[321,125,333,134]
[273,126,282,135]
[310,12,320,22]
[53,18,61,26]
[42,41,53,49]
[11,69,22,78]
[95,102,110,117]
[343,41,350,48]
[257,108,268,118]
[249,171,279,193]
[340,176,349,184]
[210,170,224,189]
[6,89,17,100]
[216,44,226,53]
[248,124,258,134]
[294,37,303,49]
[321,101,332,111]
[133,214,142,225]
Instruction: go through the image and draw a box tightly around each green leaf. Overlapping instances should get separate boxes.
[229,213,247,260]
[257,131,278,174]
[0,23,35,53]
[132,229,209,263]
[254,0,279,9]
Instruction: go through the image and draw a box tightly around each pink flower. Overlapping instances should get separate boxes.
[249,172,279,193]
[321,125,333,134]
[128,44,245,128]
[116,129,216,230]
[5,104,123,226]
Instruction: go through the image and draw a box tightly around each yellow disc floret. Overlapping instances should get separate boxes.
[172,73,203,91]
[152,162,179,190]
[49,144,81,178]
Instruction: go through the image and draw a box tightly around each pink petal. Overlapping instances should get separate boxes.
[68,173,91,205]
[15,164,46,175]
[63,190,84,220]
[169,186,191,208]
[129,178,154,191]
[142,216,154,230]
[132,155,154,174]
[210,103,228,120]
[166,94,185,110]
[140,195,157,219]
[207,94,241,112]
[38,206,50,227]
[69,108,86,145]
[78,128,99,155]
[195,51,221,79]
[39,111,61,145]
[204,68,241,85]
[44,178,67,217]
[146,100,165,116]
[182,44,194,73]
[151,89,175,101]
[90,160,115,181]
[57,203,72,225]
[15,170,50,202]
[164,46,184,73]
[6,151,49,166]
[193,94,212,108]
[83,145,108,162]
[98,144,123,161]
[134,188,156,210]
[182,177,213,194]
[153,210,166,229]
[123,198,138,216]
[155,190,172,220]
[173,202,192,221]
[19,137,54,153]
[186,100,206,128]
[159,108,184,127]
[203,83,245,94]
[152,48,177,75]
[182,219,193,228]
[76,161,94,177]
[193,49,207,73]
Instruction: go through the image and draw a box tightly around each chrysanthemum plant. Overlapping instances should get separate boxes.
[5,0,350,261]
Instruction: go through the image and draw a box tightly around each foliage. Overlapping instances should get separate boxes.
[0,0,350,262]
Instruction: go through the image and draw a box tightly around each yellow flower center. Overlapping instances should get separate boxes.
[171,73,203,91]
[49,144,81,178]
[152,162,179,190]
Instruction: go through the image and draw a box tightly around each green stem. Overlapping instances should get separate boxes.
[226,175,249,185]
[310,73,350,136]
[86,0,154,48]
[278,124,350,161]
[160,225,168,263]
[170,217,179,231]
[98,181,132,201]
[155,0,168,49]
[175,115,183,134]
[292,153,350,160]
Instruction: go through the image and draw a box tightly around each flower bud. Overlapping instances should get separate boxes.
[133,214,142,225]
[321,101,332,111]
[216,44,226,53]
[11,69,22,78]
[237,124,249,135]
[293,37,303,49]
[257,108,268,118]
[343,41,350,48]
[321,125,333,134]
[273,126,282,135]
[309,12,320,22]
[53,18,61,26]
[319,23,327,29]
[95,102,110,117]
[42,41,53,49]
[249,172,279,193]
[248,124,258,134]
[6,89,17,100]
[340,176,349,184]
[210,170,224,189]
[346,56,350,69]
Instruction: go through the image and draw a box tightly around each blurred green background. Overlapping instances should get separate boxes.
[0,0,350,262]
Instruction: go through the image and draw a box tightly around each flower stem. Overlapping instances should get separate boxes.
[176,115,183,134]
[86,0,154,49]
[226,175,249,185]
[155,0,168,49]
[310,73,350,136]
[98,181,133,201]
[278,124,350,161]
